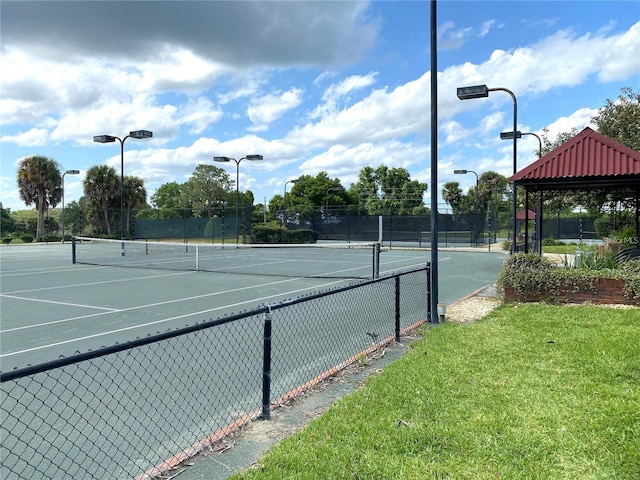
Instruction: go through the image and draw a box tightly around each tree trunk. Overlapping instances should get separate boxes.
[102,199,111,234]
[36,191,45,241]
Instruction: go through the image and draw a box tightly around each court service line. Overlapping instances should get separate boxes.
[0,263,106,277]
[0,275,311,334]
[2,270,195,295]
[0,294,118,311]
[1,278,347,358]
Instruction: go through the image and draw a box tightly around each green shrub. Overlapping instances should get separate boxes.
[610,227,638,246]
[497,253,556,297]
[576,244,620,270]
[252,223,316,244]
[43,234,61,243]
[283,229,316,244]
[2,236,13,245]
[252,223,281,243]
[619,259,640,274]
[20,234,34,243]
[594,215,614,238]
[501,240,511,251]
[542,238,561,246]
[497,252,640,303]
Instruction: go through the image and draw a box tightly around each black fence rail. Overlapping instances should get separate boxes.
[1,266,431,480]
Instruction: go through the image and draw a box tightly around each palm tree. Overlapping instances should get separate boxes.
[17,155,62,240]
[83,165,119,235]
[442,181,463,213]
[123,175,147,236]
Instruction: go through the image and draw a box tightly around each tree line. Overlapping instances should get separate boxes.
[2,87,637,242]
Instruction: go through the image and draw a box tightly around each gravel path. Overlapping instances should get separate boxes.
[445,295,502,323]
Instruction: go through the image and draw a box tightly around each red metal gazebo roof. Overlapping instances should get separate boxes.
[509,127,640,190]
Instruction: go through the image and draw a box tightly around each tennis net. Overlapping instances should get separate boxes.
[72,237,381,279]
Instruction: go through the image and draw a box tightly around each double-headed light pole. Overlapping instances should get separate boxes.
[457,84,518,253]
[93,130,153,254]
[214,155,263,243]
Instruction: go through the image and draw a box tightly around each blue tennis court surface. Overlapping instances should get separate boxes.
[1,243,506,371]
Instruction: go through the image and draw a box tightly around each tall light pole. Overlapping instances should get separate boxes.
[94,130,153,254]
[61,169,80,243]
[284,178,299,205]
[500,131,542,158]
[501,131,543,254]
[214,155,263,243]
[454,169,479,246]
[457,84,518,253]
[325,186,344,212]
[453,168,479,209]
[281,179,299,242]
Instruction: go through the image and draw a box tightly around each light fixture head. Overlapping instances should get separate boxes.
[66,170,80,175]
[93,135,116,143]
[213,156,231,163]
[453,169,468,174]
[129,130,153,139]
[245,154,263,161]
[500,131,522,140]
[456,84,489,100]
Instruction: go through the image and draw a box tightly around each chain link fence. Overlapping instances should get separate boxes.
[1,266,430,479]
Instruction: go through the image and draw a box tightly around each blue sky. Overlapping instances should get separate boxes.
[1,1,639,213]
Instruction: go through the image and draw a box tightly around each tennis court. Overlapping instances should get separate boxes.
[0,242,505,372]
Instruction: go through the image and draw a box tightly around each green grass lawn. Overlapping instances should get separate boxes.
[541,244,580,255]
[231,304,640,480]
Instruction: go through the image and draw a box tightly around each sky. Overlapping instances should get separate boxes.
[1,0,639,214]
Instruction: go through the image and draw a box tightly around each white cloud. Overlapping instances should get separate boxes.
[438,21,473,51]
[543,107,598,140]
[247,88,304,131]
[0,3,638,214]
[179,98,223,135]
[478,20,498,38]
[0,128,49,147]
[311,72,378,119]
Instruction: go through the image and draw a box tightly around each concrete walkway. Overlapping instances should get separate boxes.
[170,338,419,480]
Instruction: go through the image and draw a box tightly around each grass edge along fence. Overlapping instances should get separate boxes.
[229,303,640,480]
[1,266,430,480]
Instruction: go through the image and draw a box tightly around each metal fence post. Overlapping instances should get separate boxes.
[395,275,401,341]
[72,237,76,264]
[261,307,273,420]
[426,262,433,323]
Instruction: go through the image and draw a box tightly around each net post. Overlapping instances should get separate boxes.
[195,245,199,270]
[261,307,273,420]
[72,237,76,264]
[373,242,381,279]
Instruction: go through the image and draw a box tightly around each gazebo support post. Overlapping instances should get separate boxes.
[524,191,530,253]
[537,192,544,255]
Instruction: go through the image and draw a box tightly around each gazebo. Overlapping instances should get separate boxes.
[509,127,640,253]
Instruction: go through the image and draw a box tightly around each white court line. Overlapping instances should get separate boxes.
[1,265,105,277]
[2,270,194,295]
[2,255,441,358]
[0,275,304,334]
[0,294,118,311]
[1,278,346,358]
